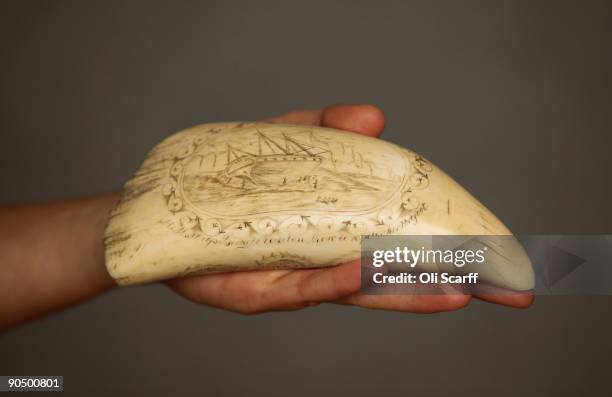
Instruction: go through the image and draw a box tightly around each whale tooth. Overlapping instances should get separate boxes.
[104,122,534,291]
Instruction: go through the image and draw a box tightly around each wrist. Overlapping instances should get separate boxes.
[0,192,120,330]
[82,192,121,292]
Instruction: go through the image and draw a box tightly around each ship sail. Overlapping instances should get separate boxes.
[221,131,328,188]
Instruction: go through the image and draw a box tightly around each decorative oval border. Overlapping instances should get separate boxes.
[162,128,432,243]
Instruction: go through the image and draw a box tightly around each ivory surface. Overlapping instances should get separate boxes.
[104,122,534,290]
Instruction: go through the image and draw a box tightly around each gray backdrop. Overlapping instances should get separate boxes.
[1,1,611,396]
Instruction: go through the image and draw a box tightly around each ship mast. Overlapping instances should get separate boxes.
[226,144,254,163]
[282,134,318,157]
[257,131,289,154]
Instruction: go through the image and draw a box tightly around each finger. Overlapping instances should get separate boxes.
[336,293,472,314]
[167,270,279,313]
[265,104,386,138]
[321,104,386,138]
[167,261,362,314]
[475,292,534,308]
[256,260,362,311]
[464,282,535,308]
[263,108,324,125]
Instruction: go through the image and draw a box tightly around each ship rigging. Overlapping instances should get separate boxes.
[221,131,329,187]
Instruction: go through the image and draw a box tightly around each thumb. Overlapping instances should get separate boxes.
[321,104,386,138]
[265,104,386,138]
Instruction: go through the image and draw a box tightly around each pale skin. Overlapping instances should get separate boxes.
[0,104,533,331]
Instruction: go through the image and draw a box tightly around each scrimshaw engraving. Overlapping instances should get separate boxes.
[105,121,533,289]
[160,124,432,246]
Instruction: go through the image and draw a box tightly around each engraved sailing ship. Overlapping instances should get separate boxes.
[180,128,407,218]
[220,131,329,188]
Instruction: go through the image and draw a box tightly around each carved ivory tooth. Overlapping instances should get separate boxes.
[104,122,535,291]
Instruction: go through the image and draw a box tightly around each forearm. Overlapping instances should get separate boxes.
[0,192,119,330]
